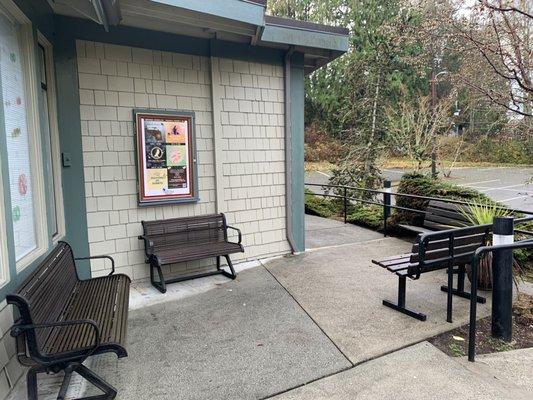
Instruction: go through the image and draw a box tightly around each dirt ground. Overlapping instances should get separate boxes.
[429,293,533,357]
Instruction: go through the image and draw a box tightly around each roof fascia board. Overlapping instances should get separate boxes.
[149,0,265,27]
[261,24,349,53]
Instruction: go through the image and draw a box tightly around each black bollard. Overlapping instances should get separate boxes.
[491,217,514,342]
[383,180,391,237]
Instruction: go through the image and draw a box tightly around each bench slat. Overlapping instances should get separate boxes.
[7,242,130,363]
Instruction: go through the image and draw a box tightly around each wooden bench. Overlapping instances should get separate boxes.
[372,224,489,321]
[139,213,244,293]
[398,200,470,234]
[7,241,130,400]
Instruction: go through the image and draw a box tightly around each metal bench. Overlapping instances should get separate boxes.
[372,224,489,321]
[7,241,130,400]
[139,213,244,293]
[398,199,470,234]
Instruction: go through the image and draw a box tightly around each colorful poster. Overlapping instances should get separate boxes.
[147,169,167,191]
[165,121,187,144]
[135,111,196,205]
[146,143,166,169]
[168,167,187,189]
[166,145,187,167]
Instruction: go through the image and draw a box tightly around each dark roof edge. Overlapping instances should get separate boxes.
[265,15,349,36]
[245,0,267,6]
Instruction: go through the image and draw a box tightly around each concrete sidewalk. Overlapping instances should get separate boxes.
[85,266,351,400]
[272,342,531,400]
[8,216,532,399]
[305,214,383,249]
[266,237,491,364]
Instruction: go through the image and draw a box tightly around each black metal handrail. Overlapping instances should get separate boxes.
[468,239,533,362]
[305,182,533,216]
[305,181,533,237]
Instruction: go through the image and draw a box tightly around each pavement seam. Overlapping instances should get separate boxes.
[305,236,396,252]
[260,260,354,367]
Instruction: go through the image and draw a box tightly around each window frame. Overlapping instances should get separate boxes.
[0,168,8,288]
[37,31,65,243]
[0,0,49,272]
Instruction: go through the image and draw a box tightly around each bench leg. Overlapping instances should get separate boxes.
[27,366,46,400]
[446,265,454,323]
[440,265,486,304]
[150,260,167,294]
[25,363,116,400]
[57,365,74,400]
[220,255,237,279]
[74,363,117,400]
[383,275,427,321]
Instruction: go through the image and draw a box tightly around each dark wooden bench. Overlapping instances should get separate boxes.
[372,224,489,321]
[7,241,130,400]
[139,213,244,293]
[398,200,471,234]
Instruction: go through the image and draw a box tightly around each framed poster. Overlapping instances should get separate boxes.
[134,109,198,205]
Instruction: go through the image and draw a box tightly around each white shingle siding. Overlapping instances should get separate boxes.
[77,41,290,280]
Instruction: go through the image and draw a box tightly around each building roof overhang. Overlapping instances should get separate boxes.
[47,0,348,72]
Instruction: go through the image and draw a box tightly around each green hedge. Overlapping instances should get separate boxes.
[390,172,493,227]
[304,189,340,218]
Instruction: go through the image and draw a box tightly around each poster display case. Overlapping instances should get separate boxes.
[134,109,198,205]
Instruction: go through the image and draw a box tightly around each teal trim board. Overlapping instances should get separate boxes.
[262,25,349,53]
[289,52,305,252]
[0,0,62,299]
[13,0,54,41]
[55,15,285,67]
[0,55,17,301]
[53,24,91,280]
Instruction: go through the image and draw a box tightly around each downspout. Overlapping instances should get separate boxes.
[284,47,298,254]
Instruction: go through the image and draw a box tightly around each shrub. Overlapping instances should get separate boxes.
[304,189,340,218]
[390,172,493,227]
[347,205,384,230]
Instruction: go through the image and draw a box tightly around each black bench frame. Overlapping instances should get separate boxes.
[7,242,130,400]
[139,213,244,293]
[374,224,489,321]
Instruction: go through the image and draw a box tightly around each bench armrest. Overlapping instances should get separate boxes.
[75,255,115,276]
[11,319,101,364]
[138,235,154,249]
[226,225,242,244]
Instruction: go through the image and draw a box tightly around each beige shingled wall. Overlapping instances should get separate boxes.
[76,40,290,280]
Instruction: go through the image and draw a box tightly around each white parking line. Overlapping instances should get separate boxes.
[459,179,500,187]
[467,187,533,194]
[478,184,529,193]
[500,194,531,203]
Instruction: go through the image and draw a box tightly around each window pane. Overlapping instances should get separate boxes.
[0,10,37,260]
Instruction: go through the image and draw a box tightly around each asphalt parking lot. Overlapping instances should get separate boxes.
[306,166,533,212]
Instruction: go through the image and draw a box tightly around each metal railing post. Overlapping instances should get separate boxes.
[343,187,347,224]
[383,180,391,237]
[492,217,514,342]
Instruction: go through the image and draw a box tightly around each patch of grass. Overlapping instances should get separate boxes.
[487,338,516,352]
[304,161,336,172]
[448,343,465,357]
[377,157,518,170]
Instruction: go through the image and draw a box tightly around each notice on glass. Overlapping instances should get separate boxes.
[135,111,196,204]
